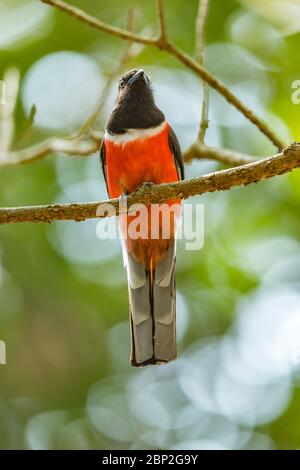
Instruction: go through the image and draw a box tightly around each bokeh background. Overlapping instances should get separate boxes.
[1,0,300,450]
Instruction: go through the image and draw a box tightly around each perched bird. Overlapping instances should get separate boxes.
[101,69,184,367]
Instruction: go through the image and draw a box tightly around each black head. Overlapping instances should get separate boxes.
[106,69,165,135]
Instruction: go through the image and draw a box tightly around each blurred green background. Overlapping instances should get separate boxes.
[1,0,300,450]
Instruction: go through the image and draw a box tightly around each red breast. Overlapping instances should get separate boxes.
[104,121,179,198]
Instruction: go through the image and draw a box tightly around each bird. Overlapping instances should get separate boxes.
[100,69,184,367]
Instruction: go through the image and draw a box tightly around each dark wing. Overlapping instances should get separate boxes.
[168,127,184,180]
[99,140,108,193]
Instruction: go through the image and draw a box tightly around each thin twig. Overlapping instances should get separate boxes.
[198,85,209,143]
[73,75,113,140]
[156,0,167,45]
[195,0,209,63]
[183,142,256,166]
[0,142,299,224]
[195,0,210,143]
[74,8,136,139]
[14,104,37,149]
[40,0,285,150]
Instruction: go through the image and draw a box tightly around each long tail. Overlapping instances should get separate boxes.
[126,243,176,367]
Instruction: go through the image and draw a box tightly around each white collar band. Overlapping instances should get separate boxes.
[104,121,167,145]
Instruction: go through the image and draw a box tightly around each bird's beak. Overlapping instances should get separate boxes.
[127,69,149,87]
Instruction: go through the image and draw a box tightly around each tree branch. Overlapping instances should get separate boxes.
[0,135,101,166]
[0,8,137,167]
[1,142,298,225]
[165,43,285,150]
[41,0,156,46]
[40,0,285,150]
[0,135,257,167]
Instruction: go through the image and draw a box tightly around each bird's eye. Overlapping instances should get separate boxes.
[119,79,125,89]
